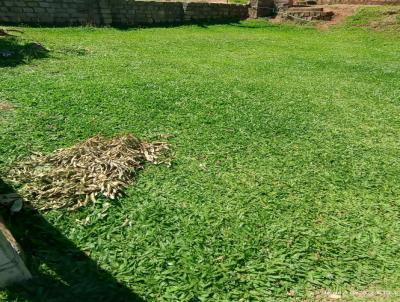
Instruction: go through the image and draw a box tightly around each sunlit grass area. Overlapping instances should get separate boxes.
[1,12,400,301]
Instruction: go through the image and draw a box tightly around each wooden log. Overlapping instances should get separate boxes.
[0,215,31,287]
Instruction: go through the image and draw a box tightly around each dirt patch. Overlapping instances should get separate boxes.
[0,101,15,111]
[271,5,399,29]
[270,5,360,26]
[317,4,361,29]
[318,5,400,30]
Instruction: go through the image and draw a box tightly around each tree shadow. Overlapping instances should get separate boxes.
[0,178,145,302]
[0,37,49,68]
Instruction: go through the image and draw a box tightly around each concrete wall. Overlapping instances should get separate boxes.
[0,0,249,26]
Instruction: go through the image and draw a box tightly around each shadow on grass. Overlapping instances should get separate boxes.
[0,37,49,68]
[0,178,144,302]
[227,19,278,28]
[112,18,244,30]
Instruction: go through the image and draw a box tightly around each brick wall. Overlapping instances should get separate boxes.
[0,0,249,26]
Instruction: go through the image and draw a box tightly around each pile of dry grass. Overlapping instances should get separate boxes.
[8,134,169,210]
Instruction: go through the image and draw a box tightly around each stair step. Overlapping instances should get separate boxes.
[288,6,324,11]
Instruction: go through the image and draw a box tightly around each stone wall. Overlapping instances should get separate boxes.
[248,0,276,17]
[0,0,249,26]
[183,2,249,21]
[111,1,184,26]
[0,0,102,25]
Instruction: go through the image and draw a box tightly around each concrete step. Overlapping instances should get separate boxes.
[279,9,334,20]
[287,6,324,11]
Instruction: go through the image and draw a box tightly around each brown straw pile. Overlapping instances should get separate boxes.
[8,134,169,210]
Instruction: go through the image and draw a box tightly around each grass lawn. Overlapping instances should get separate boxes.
[1,12,400,301]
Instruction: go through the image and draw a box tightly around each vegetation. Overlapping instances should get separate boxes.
[1,11,400,301]
[345,5,400,31]
[230,0,250,5]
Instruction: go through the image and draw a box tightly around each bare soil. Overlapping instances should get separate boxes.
[316,4,361,28]
[270,5,376,28]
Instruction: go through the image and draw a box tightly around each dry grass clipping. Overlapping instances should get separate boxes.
[8,134,169,210]
[0,101,15,111]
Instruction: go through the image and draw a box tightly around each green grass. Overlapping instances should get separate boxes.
[229,0,249,5]
[1,16,400,301]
